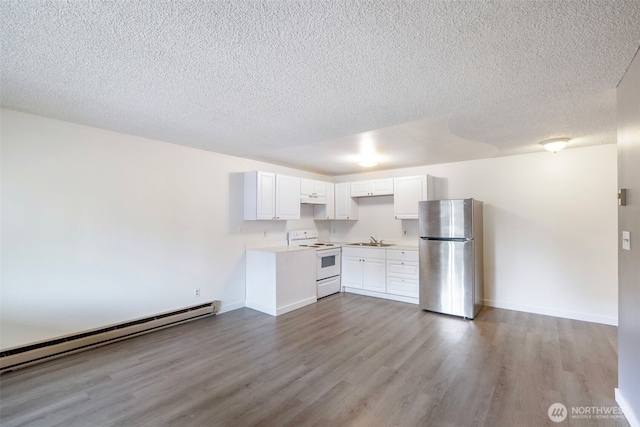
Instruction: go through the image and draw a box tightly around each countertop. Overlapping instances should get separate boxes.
[247,243,418,253]
[246,245,315,253]
[340,243,418,251]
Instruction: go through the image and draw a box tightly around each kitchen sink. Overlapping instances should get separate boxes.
[347,242,396,247]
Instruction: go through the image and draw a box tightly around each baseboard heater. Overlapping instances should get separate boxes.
[0,300,220,373]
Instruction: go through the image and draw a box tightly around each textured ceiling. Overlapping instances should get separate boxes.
[2,1,640,175]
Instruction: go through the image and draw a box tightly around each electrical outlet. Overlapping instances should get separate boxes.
[263,230,267,237]
[194,288,200,297]
[332,229,336,234]
[403,230,407,236]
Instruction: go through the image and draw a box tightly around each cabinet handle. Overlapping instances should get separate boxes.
[327,216,330,219]
[276,217,280,219]
[272,217,276,219]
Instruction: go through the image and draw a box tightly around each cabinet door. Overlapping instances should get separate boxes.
[351,179,394,197]
[313,180,326,197]
[342,256,363,288]
[371,178,394,196]
[350,181,371,197]
[300,178,314,196]
[313,182,335,220]
[394,176,427,219]
[275,175,300,220]
[335,183,358,220]
[362,257,385,292]
[324,182,334,219]
[256,171,276,220]
[302,179,326,197]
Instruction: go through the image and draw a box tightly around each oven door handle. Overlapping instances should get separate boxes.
[317,249,342,258]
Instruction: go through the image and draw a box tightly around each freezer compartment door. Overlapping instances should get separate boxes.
[419,238,475,318]
[418,199,474,239]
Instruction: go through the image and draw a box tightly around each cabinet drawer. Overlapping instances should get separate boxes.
[342,247,386,260]
[386,249,418,262]
[387,277,419,298]
[386,260,418,279]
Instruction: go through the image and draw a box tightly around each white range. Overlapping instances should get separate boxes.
[288,230,342,298]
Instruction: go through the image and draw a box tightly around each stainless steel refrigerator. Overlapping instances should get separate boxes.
[418,199,483,319]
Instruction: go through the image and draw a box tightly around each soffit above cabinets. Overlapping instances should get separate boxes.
[2,1,640,175]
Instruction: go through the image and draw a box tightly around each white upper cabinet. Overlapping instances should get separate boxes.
[393,175,433,219]
[313,182,335,220]
[350,178,394,197]
[276,174,301,220]
[244,172,431,221]
[244,171,300,220]
[300,179,327,204]
[300,179,326,197]
[244,171,275,220]
[334,182,358,220]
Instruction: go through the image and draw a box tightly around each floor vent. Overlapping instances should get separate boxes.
[0,300,221,373]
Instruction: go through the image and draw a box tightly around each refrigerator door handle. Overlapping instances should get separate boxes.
[420,237,472,242]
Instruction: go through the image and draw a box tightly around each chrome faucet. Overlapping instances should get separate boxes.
[369,236,378,244]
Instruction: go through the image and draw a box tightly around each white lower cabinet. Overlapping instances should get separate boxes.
[387,277,419,298]
[342,247,419,303]
[245,248,317,316]
[363,258,386,292]
[341,247,385,291]
[386,249,419,298]
[342,256,364,289]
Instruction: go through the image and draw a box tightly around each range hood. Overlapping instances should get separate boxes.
[300,194,326,205]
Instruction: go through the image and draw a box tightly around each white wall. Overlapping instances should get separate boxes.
[0,109,330,349]
[332,144,618,325]
[615,48,640,424]
[1,109,618,351]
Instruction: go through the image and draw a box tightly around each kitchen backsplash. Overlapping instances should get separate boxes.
[328,196,420,245]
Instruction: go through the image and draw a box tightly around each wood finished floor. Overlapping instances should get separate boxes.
[0,294,627,427]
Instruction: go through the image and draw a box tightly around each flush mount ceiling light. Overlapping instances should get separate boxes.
[540,138,570,153]
[358,158,378,167]
[357,137,379,167]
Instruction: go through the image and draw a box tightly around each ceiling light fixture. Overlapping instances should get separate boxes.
[358,159,378,167]
[357,137,379,167]
[540,138,570,153]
